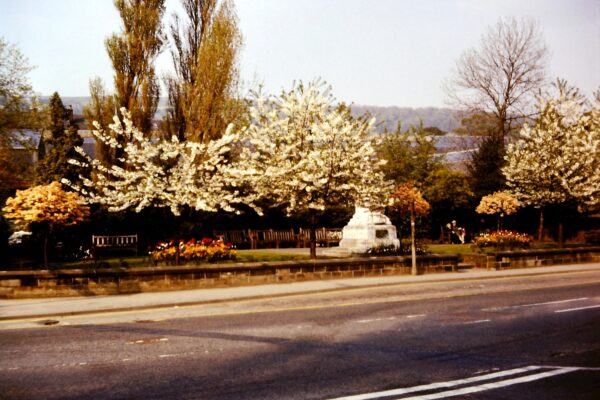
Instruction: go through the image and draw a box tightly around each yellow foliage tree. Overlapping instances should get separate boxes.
[390,183,430,275]
[2,182,89,267]
[476,191,520,231]
[390,183,431,217]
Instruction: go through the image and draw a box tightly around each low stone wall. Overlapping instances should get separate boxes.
[472,247,600,270]
[0,255,459,298]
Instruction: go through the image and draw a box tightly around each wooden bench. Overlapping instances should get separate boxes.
[92,235,138,257]
[299,228,343,247]
[249,229,298,249]
[213,230,251,246]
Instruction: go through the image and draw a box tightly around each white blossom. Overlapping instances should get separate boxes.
[503,86,600,209]
[231,80,392,217]
[63,108,252,216]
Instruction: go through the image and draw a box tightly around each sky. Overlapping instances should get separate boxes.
[0,0,598,108]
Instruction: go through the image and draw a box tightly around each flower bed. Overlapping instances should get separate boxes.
[150,238,236,265]
[472,230,532,252]
[365,240,429,256]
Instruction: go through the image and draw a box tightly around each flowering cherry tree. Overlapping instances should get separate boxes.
[476,191,520,231]
[63,108,255,216]
[503,83,600,241]
[233,81,392,258]
[63,108,259,264]
[2,182,90,267]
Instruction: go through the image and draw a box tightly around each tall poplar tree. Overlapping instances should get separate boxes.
[105,0,166,137]
[83,77,117,166]
[163,0,244,142]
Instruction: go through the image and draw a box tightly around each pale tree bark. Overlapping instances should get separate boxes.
[446,17,548,140]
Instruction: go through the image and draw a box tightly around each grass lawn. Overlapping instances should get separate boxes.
[22,242,594,270]
[427,244,474,255]
[233,250,311,262]
[48,256,149,270]
[43,250,310,270]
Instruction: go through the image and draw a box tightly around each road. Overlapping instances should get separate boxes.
[1,269,599,399]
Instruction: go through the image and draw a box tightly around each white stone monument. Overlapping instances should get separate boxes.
[326,207,399,256]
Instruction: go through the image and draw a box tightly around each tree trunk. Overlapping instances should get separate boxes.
[410,201,417,276]
[42,224,49,268]
[558,213,564,248]
[309,227,317,259]
[174,209,189,266]
[538,208,544,242]
[309,213,317,259]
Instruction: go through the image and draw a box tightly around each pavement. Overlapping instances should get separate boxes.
[1,262,599,321]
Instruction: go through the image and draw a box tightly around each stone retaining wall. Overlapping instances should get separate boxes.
[0,255,459,298]
[462,247,600,270]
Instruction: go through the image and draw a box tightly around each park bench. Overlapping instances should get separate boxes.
[299,228,343,247]
[249,229,298,249]
[213,230,251,247]
[92,234,138,257]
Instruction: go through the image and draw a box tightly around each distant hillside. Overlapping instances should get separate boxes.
[350,105,461,133]
[37,96,90,115]
[41,97,461,133]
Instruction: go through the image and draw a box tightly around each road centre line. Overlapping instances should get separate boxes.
[555,304,600,313]
[329,366,544,400]
[463,319,491,325]
[397,367,579,400]
[482,297,589,311]
[356,315,427,323]
[356,317,397,324]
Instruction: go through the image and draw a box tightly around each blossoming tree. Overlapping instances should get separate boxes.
[234,81,392,258]
[2,182,90,267]
[476,191,520,231]
[503,82,600,242]
[63,108,255,217]
[63,108,258,264]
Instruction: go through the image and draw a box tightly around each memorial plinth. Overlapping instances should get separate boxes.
[325,207,399,256]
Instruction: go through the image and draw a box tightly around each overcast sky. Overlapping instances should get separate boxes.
[1,0,598,107]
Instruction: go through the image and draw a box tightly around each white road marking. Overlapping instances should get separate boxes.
[483,297,589,311]
[356,317,397,324]
[555,304,600,313]
[463,319,491,325]
[406,314,426,319]
[398,367,579,399]
[329,366,543,400]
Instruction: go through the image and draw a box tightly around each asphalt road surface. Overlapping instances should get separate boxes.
[1,270,599,399]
